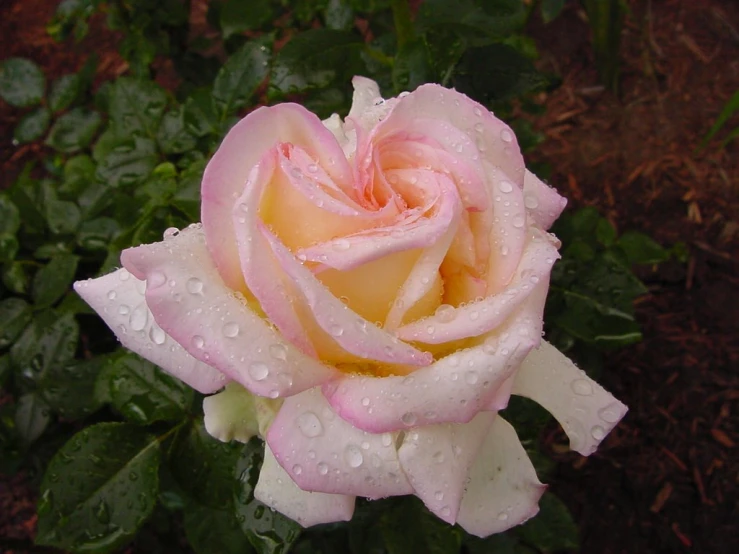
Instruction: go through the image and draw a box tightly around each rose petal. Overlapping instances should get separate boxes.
[523,170,568,231]
[203,383,259,443]
[261,228,433,367]
[267,387,413,499]
[255,443,356,527]
[74,269,225,394]
[457,416,546,537]
[202,103,354,290]
[397,229,559,343]
[512,340,628,455]
[120,225,337,398]
[346,76,397,136]
[398,412,494,523]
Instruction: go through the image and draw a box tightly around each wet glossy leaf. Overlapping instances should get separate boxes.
[49,73,82,112]
[185,500,256,554]
[417,0,526,44]
[381,496,461,554]
[515,492,579,552]
[32,254,79,308]
[220,0,273,38]
[0,195,21,235]
[213,36,271,120]
[171,161,205,220]
[109,353,192,425]
[156,106,197,154]
[109,77,168,137]
[46,199,82,235]
[0,298,33,348]
[393,39,432,94]
[46,107,102,153]
[170,419,242,508]
[233,440,301,554]
[40,355,111,419]
[36,422,160,553]
[77,217,121,251]
[2,262,30,294]
[0,58,45,107]
[13,107,51,143]
[184,88,219,138]
[617,231,669,265]
[0,234,19,263]
[96,135,159,188]
[15,392,51,445]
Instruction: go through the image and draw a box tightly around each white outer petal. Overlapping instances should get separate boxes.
[255,444,355,527]
[457,416,546,537]
[74,269,226,394]
[203,384,259,443]
[512,340,628,455]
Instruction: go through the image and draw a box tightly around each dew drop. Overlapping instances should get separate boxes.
[435,304,456,323]
[107,290,117,300]
[330,324,344,337]
[293,464,303,475]
[474,122,484,133]
[381,433,393,447]
[129,304,148,331]
[401,412,417,426]
[465,371,479,385]
[524,194,539,209]
[499,180,513,193]
[598,404,622,423]
[473,107,482,117]
[512,214,525,228]
[441,506,451,517]
[163,227,179,239]
[249,362,269,381]
[361,397,370,407]
[191,335,205,349]
[434,491,444,501]
[497,511,509,521]
[317,462,329,475]
[186,277,203,295]
[149,325,166,345]
[222,322,240,338]
[332,238,351,251]
[500,129,514,143]
[344,444,364,468]
[571,379,593,396]
[297,411,323,437]
[118,304,130,316]
[591,425,606,440]
[269,343,288,360]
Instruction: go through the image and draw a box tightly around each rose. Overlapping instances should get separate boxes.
[75,77,627,537]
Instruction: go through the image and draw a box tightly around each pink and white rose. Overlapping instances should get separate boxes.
[75,77,627,536]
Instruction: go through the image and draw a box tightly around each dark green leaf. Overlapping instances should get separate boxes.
[77,217,121,251]
[109,353,193,425]
[49,73,82,112]
[8,165,47,235]
[172,160,205,220]
[617,231,669,265]
[213,36,271,120]
[324,0,354,30]
[2,262,30,294]
[220,0,273,38]
[595,217,616,246]
[10,310,79,385]
[417,0,526,45]
[170,419,242,508]
[0,298,33,348]
[453,43,547,104]
[233,440,301,554]
[47,0,98,42]
[185,500,256,554]
[270,29,364,97]
[109,77,168,137]
[0,195,21,235]
[40,355,111,419]
[15,392,51,445]
[0,58,45,107]
[36,422,160,553]
[184,88,220,138]
[13,107,51,143]
[541,0,566,23]
[157,106,198,154]
[32,254,79,308]
[46,107,101,153]
[515,492,579,552]
[393,39,432,94]
[46,199,82,235]
[96,135,159,188]
[381,496,461,554]
[0,234,19,263]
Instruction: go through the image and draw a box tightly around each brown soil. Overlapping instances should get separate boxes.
[1,0,738,553]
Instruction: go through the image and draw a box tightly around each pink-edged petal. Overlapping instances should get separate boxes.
[398,412,494,524]
[232,151,316,355]
[74,269,225,394]
[267,387,413,499]
[202,103,354,290]
[512,340,628,456]
[346,76,396,136]
[486,373,516,411]
[397,229,560,344]
[203,383,259,443]
[261,228,432,367]
[255,443,355,527]
[324,318,538,433]
[120,225,337,398]
[457,416,546,537]
[523,170,568,231]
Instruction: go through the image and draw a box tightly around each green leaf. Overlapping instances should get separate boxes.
[46,107,102,153]
[453,43,547,104]
[0,234,19,263]
[0,194,21,235]
[393,39,433,94]
[2,262,30,294]
[184,88,220,138]
[46,199,82,235]
[233,440,301,554]
[40,355,111,419]
[213,36,272,120]
[416,0,526,44]
[381,496,461,554]
[170,419,242,508]
[0,58,46,107]
[49,73,82,112]
[0,298,33,348]
[617,231,669,265]
[77,217,121,251]
[96,135,159,188]
[109,353,193,425]
[595,217,616,247]
[515,492,579,552]
[185,500,256,554]
[541,0,566,23]
[220,0,274,38]
[324,0,354,30]
[156,106,198,154]
[8,165,47,235]
[270,29,364,97]
[32,254,79,308]
[172,160,205,220]
[15,392,51,445]
[36,422,160,553]
[13,107,51,143]
[109,77,168,137]
[10,310,79,385]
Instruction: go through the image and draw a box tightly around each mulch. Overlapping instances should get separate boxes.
[1,0,738,553]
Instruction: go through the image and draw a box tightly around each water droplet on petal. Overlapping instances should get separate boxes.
[192,335,205,349]
[571,379,593,396]
[129,304,148,331]
[500,129,514,143]
[499,180,513,193]
[330,324,344,337]
[293,464,303,475]
[598,404,622,423]
[332,238,351,251]
[249,362,269,381]
[222,322,239,338]
[317,462,329,475]
[512,214,525,228]
[401,412,417,426]
[297,411,323,437]
[118,304,130,316]
[149,325,166,345]
[186,278,203,295]
[435,304,456,323]
[344,444,364,468]
[434,491,444,501]
[497,511,509,521]
[269,343,288,360]
[107,290,117,300]
[524,194,539,209]
[163,227,179,240]
[465,371,479,385]
[591,425,606,440]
